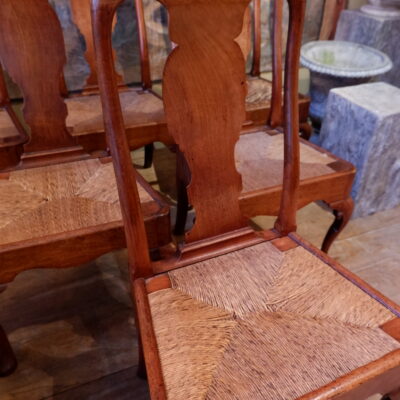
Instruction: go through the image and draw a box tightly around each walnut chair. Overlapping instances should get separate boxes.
[247,0,312,136]
[0,0,171,377]
[94,0,400,398]
[67,0,167,168]
[174,0,355,254]
[0,0,170,171]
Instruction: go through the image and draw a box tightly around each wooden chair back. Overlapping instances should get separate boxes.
[92,0,306,279]
[0,0,78,156]
[69,0,123,91]
[251,0,284,127]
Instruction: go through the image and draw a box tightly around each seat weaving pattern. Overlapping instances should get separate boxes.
[66,90,165,136]
[236,131,336,191]
[245,78,273,110]
[0,159,153,245]
[149,242,399,400]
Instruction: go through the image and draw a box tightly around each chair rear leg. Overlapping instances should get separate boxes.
[321,197,354,253]
[143,144,154,169]
[299,121,312,140]
[0,325,17,377]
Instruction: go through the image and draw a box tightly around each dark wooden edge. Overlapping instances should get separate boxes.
[298,350,400,400]
[289,232,400,317]
[381,319,400,342]
[133,278,167,400]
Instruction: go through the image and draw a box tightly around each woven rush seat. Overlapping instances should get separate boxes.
[0,158,165,247]
[236,131,336,192]
[66,89,165,137]
[245,77,273,110]
[148,240,400,400]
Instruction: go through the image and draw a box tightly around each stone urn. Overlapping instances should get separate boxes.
[361,0,400,17]
[300,40,393,126]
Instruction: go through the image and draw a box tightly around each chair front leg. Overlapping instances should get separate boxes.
[0,325,17,377]
[321,197,354,253]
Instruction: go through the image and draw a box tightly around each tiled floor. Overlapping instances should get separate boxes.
[0,147,399,399]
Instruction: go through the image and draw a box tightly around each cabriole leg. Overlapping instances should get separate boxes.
[321,197,354,253]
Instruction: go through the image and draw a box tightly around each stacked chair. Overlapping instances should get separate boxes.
[0,0,171,376]
[173,0,356,254]
[93,0,400,398]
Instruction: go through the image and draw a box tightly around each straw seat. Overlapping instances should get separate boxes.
[148,240,400,400]
[66,89,165,137]
[0,158,170,283]
[236,130,336,192]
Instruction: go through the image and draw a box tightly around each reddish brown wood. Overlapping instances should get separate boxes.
[0,66,9,107]
[161,0,250,243]
[269,0,284,128]
[250,0,261,77]
[134,0,152,90]
[133,279,167,399]
[93,0,398,398]
[146,274,172,294]
[381,319,400,342]
[153,228,267,274]
[0,0,77,154]
[274,0,306,236]
[92,0,152,280]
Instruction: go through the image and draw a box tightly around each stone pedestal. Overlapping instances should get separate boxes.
[319,82,400,218]
[335,10,400,87]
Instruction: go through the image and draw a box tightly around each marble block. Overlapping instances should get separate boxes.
[319,82,400,218]
[335,10,400,88]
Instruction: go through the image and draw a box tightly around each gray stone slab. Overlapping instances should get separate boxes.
[319,82,400,218]
[335,9,400,87]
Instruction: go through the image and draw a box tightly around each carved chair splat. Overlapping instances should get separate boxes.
[93,0,400,398]
[174,0,356,254]
[0,0,171,377]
